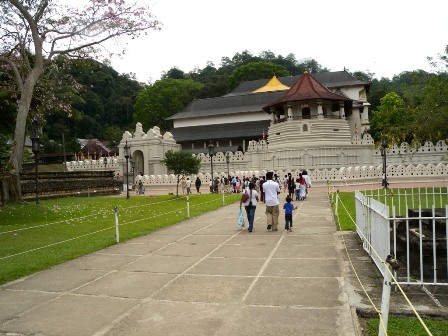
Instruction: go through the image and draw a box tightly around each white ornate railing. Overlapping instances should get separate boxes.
[129,163,448,186]
[65,158,120,172]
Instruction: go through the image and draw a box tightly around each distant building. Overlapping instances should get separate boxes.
[168,70,371,154]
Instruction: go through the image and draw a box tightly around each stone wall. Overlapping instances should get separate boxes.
[66,123,448,186]
[21,171,119,200]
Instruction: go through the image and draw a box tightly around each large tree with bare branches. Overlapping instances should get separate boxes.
[0,0,160,200]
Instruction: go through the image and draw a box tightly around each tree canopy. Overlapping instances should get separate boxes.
[0,0,160,180]
[133,78,203,131]
[228,61,290,90]
[161,150,202,196]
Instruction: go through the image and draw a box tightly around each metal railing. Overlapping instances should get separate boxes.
[355,187,448,286]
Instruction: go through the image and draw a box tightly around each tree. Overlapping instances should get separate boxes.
[370,92,414,143]
[133,78,203,131]
[351,70,375,82]
[0,135,11,176]
[412,74,448,142]
[228,61,290,90]
[162,67,185,80]
[427,45,448,71]
[0,0,160,198]
[161,150,202,196]
[103,125,124,148]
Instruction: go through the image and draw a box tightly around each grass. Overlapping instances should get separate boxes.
[368,317,448,336]
[0,193,240,285]
[330,187,448,232]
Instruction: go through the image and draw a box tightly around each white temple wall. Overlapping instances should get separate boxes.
[135,162,448,187]
[67,124,448,186]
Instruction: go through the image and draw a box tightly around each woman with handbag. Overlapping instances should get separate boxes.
[239,182,259,232]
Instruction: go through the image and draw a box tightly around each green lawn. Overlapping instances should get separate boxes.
[0,193,240,285]
[368,317,448,336]
[330,187,448,231]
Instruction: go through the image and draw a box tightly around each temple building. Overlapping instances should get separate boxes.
[67,71,448,181]
[169,70,371,154]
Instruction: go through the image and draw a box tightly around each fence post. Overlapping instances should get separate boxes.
[335,190,339,218]
[114,206,120,243]
[379,255,399,336]
[186,196,190,218]
[222,189,225,206]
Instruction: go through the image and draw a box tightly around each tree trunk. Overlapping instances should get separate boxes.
[0,175,21,206]
[11,75,40,173]
[9,68,43,199]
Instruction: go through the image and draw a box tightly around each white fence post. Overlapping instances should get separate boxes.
[186,196,190,218]
[114,206,120,243]
[379,256,399,336]
[335,190,339,217]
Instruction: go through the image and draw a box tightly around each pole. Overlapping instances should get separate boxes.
[62,132,66,170]
[383,151,387,189]
[186,196,190,218]
[378,255,399,336]
[126,156,130,199]
[378,262,392,336]
[114,207,120,243]
[210,155,214,192]
[35,154,39,205]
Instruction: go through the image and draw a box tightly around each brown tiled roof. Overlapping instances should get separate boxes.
[263,72,350,112]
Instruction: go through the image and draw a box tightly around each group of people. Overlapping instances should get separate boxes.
[179,176,206,194]
[239,171,312,233]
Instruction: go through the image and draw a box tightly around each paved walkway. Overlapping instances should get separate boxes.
[0,189,357,336]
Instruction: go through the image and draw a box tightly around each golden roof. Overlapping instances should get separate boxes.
[252,75,290,93]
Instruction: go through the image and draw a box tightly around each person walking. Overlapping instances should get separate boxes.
[195,177,202,194]
[240,182,259,232]
[263,171,280,231]
[259,176,265,203]
[298,173,306,200]
[287,172,295,199]
[294,177,301,201]
[180,176,186,194]
[185,177,191,194]
[283,195,297,232]
[302,170,312,198]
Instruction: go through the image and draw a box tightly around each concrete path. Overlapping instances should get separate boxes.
[0,189,357,336]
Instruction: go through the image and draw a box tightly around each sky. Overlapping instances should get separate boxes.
[106,0,447,83]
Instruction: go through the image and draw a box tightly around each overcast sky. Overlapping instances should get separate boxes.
[107,0,447,83]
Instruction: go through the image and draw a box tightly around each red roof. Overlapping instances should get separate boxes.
[263,71,350,112]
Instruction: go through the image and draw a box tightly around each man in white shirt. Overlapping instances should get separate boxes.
[263,171,281,231]
[185,178,191,194]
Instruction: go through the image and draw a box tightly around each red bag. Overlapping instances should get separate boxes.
[241,190,249,203]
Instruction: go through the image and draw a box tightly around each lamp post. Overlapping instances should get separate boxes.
[208,141,214,193]
[103,156,107,171]
[225,153,230,180]
[30,117,40,205]
[381,138,388,189]
[124,140,130,199]
[130,158,135,187]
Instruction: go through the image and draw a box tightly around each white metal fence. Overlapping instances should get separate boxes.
[355,188,448,286]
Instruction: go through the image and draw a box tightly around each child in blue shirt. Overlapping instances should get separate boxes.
[283,195,297,232]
